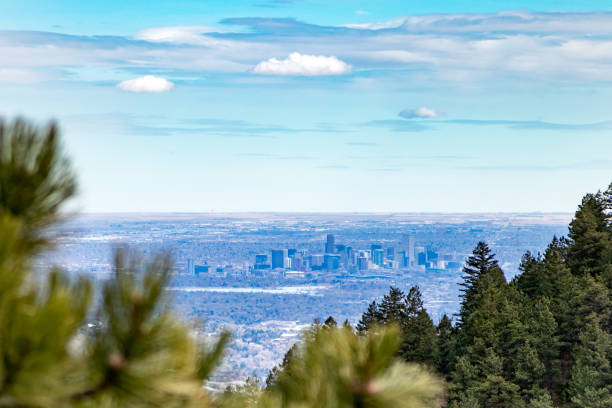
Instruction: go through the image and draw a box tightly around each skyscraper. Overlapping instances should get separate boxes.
[357,256,369,271]
[371,244,382,255]
[185,258,194,275]
[271,249,288,269]
[325,234,335,253]
[324,254,340,271]
[372,249,384,266]
[386,247,395,260]
[401,234,416,267]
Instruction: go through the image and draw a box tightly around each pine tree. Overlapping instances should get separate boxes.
[0,119,76,254]
[379,287,410,323]
[436,314,457,379]
[265,344,297,389]
[323,315,338,328]
[357,301,381,333]
[0,119,91,406]
[265,325,444,408]
[567,191,612,278]
[566,315,612,408]
[401,309,438,367]
[357,286,438,366]
[458,242,503,327]
[0,118,229,407]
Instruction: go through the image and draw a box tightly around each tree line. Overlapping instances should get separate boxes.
[264,184,612,407]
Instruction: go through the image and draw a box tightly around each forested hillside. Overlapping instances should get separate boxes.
[284,186,611,407]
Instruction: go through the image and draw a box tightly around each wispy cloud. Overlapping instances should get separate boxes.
[445,119,612,131]
[237,153,314,160]
[399,107,443,119]
[370,116,612,132]
[63,114,328,138]
[364,120,430,132]
[253,0,295,8]
[458,159,612,172]
[317,164,350,170]
[346,142,377,146]
[6,11,612,85]
[134,26,233,45]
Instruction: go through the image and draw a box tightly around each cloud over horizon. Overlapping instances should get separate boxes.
[116,75,174,93]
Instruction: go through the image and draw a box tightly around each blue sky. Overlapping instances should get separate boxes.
[1,1,612,212]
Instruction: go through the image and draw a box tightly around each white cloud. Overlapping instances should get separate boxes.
[116,75,174,93]
[399,107,443,119]
[0,68,57,84]
[134,26,230,45]
[253,52,351,76]
[343,19,405,30]
[7,11,612,84]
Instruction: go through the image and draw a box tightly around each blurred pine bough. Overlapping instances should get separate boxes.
[0,118,443,407]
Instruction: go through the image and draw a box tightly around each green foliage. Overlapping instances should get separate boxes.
[219,376,263,408]
[0,118,226,408]
[266,325,444,408]
[457,242,504,327]
[567,186,612,278]
[0,118,76,254]
[74,248,229,407]
[435,314,457,378]
[566,315,612,408]
[356,286,438,367]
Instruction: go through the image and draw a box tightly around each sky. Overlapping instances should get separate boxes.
[1,1,612,213]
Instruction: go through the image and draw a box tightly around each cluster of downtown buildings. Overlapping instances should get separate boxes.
[185,234,463,277]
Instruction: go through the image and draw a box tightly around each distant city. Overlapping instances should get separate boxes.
[185,233,463,279]
[43,212,571,382]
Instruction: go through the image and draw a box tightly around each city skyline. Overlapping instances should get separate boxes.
[2,1,612,212]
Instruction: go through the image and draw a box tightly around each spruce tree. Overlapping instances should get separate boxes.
[458,242,502,327]
[567,191,612,278]
[357,301,381,334]
[436,314,457,379]
[566,315,612,408]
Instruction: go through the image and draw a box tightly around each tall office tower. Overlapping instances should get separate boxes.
[271,249,288,269]
[417,251,427,266]
[288,249,297,257]
[311,254,324,267]
[398,250,408,268]
[185,259,194,275]
[324,254,340,271]
[386,247,395,260]
[372,249,385,266]
[401,234,416,266]
[284,257,292,269]
[346,246,354,264]
[325,234,336,253]
[371,244,382,255]
[427,249,438,260]
[292,254,303,270]
[255,254,268,264]
[357,256,369,270]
